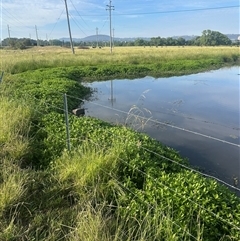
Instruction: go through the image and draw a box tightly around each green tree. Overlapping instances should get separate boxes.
[177,37,186,46]
[134,38,147,46]
[197,30,232,46]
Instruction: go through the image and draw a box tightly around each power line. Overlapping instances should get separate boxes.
[1,6,34,30]
[48,9,65,39]
[69,0,90,30]
[68,12,87,36]
[115,5,240,16]
[79,5,239,17]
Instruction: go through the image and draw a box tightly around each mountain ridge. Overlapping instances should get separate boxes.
[59,34,239,42]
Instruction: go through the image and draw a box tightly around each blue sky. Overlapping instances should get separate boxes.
[1,0,239,40]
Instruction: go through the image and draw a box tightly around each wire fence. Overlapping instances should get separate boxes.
[66,94,240,148]
[6,90,239,239]
[15,90,239,192]
[67,135,240,234]
[65,93,240,188]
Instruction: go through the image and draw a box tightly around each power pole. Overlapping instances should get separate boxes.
[35,25,39,46]
[7,25,10,46]
[106,0,114,53]
[96,27,99,48]
[29,34,31,46]
[112,28,115,48]
[64,0,75,54]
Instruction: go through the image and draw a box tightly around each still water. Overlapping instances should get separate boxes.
[83,67,240,190]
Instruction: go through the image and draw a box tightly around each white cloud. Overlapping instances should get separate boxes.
[1,0,239,39]
[3,0,64,27]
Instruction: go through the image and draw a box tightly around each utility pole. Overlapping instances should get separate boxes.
[29,34,31,46]
[64,0,75,54]
[7,25,11,46]
[106,0,114,53]
[96,27,99,48]
[35,25,39,46]
[112,28,115,48]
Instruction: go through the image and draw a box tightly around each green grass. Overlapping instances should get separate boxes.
[0,46,240,240]
[1,103,240,241]
[1,46,239,78]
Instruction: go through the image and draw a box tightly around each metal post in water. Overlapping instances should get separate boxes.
[64,93,71,151]
[108,80,116,106]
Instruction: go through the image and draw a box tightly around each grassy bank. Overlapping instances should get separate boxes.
[1,46,239,78]
[0,46,240,240]
[1,97,240,240]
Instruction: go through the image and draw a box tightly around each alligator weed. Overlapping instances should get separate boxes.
[0,46,240,240]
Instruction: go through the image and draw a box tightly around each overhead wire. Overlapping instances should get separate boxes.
[115,5,240,16]
[79,5,239,17]
[48,9,65,40]
[69,0,91,30]
[1,6,34,30]
[2,3,238,40]
[69,12,87,36]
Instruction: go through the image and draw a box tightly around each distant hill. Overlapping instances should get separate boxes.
[59,34,239,43]
[59,35,150,43]
[172,35,198,40]
[226,34,239,41]
[81,35,110,42]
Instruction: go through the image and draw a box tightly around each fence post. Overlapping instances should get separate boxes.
[64,93,71,151]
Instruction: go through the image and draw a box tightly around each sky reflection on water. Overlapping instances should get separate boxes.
[83,67,240,190]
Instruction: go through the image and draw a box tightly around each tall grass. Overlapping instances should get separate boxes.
[0,96,32,160]
[53,143,205,241]
[0,96,30,240]
[0,95,239,240]
[0,45,239,240]
[1,46,239,75]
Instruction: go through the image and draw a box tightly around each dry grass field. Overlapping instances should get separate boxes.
[1,45,239,75]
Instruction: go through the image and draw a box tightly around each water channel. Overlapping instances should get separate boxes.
[83,67,240,191]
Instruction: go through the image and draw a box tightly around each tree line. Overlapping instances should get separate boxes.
[1,30,238,49]
[123,30,235,47]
